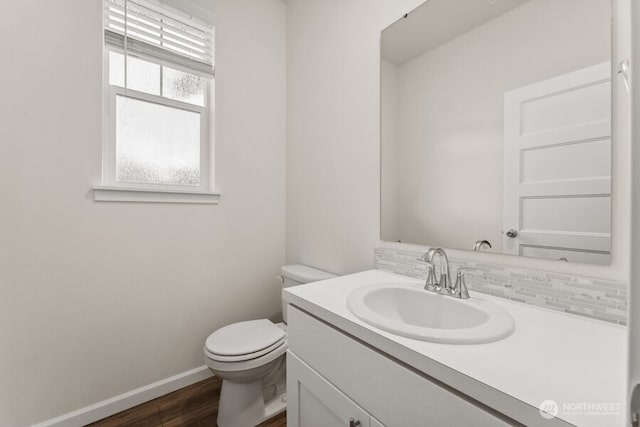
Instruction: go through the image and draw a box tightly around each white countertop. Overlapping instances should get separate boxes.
[283,269,627,427]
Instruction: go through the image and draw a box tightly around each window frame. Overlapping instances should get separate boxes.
[102,45,212,192]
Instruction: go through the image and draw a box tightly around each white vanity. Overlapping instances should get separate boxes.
[283,270,626,427]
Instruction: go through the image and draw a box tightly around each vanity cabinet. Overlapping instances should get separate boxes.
[286,305,518,427]
[288,352,383,427]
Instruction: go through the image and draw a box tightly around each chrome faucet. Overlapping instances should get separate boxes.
[417,247,452,293]
[417,248,481,299]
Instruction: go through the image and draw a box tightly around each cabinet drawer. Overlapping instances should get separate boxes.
[287,305,518,427]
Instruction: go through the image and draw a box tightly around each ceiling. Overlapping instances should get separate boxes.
[382,0,530,66]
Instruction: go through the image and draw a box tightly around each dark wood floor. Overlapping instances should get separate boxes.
[87,376,286,427]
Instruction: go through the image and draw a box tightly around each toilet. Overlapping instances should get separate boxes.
[204,264,336,427]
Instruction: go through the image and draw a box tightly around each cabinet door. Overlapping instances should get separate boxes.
[287,351,371,427]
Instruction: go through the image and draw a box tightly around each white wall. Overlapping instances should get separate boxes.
[286,0,426,274]
[287,0,630,282]
[0,0,287,425]
[383,0,611,252]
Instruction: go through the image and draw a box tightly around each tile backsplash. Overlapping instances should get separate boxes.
[374,247,628,325]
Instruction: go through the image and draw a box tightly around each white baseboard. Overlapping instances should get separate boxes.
[32,366,214,427]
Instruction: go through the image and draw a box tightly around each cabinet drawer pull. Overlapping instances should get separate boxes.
[349,418,361,427]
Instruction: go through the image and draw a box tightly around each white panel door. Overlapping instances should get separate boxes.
[503,62,612,264]
[287,351,372,427]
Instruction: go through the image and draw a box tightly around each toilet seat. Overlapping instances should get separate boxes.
[206,319,285,355]
[205,319,286,365]
[207,337,286,362]
[205,340,287,373]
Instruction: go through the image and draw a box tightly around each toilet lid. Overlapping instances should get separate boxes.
[205,319,285,357]
[206,339,287,362]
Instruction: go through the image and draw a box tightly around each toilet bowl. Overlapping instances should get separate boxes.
[204,265,335,427]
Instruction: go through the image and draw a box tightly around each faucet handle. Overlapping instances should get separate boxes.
[423,262,438,291]
[453,268,483,299]
[417,254,438,289]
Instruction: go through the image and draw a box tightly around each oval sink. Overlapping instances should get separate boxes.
[347,283,515,344]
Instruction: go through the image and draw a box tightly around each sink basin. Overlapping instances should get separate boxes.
[347,283,515,344]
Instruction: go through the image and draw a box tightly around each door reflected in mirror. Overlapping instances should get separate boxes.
[380,0,612,265]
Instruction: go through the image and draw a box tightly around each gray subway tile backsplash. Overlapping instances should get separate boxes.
[374,247,628,325]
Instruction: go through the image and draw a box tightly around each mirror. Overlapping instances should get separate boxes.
[380,0,612,265]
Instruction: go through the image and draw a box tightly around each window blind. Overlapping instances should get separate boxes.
[104,0,214,77]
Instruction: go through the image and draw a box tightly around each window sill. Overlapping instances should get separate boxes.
[92,186,221,204]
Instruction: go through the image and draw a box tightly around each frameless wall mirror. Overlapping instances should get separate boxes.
[380,0,613,265]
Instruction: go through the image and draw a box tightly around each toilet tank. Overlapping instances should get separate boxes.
[280,264,335,323]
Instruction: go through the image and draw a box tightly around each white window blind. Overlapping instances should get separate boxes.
[104,0,214,78]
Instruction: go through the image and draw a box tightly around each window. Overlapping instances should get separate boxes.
[96,0,219,203]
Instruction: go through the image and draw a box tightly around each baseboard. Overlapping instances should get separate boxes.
[32,366,214,427]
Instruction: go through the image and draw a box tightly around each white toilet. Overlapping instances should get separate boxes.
[204,264,335,427]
